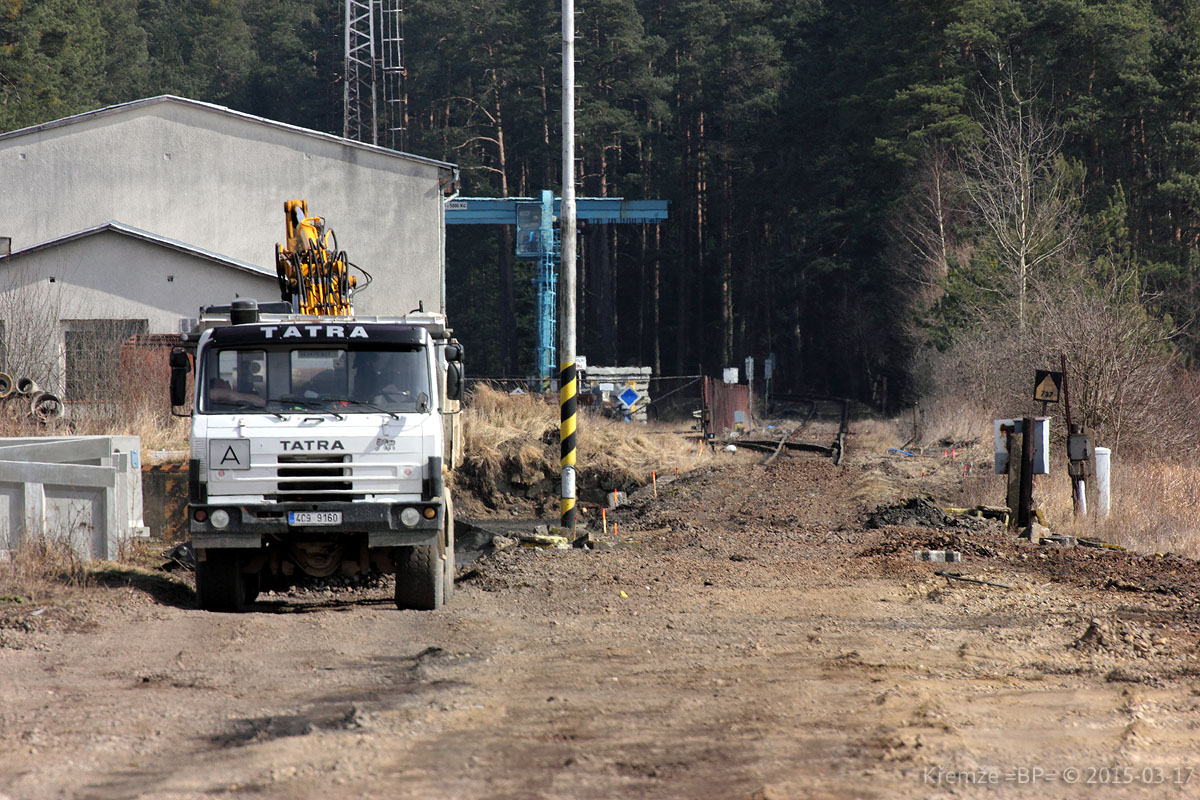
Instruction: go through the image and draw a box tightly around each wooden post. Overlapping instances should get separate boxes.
[1018,417,1035,538]
[1005,427,1021,531]
[1062,353,1082,516]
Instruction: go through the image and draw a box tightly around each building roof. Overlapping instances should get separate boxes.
[0,95,456,172]
[0,222,278,280]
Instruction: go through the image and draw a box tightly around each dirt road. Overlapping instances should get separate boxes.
[4,439,1200,799]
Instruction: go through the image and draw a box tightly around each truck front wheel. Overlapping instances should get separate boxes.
[394,493,454,611]
[393,542,443,610]
[195,549,258,613]
[442,491,455,606]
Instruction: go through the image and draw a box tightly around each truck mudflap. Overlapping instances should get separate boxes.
[189,500,443,549]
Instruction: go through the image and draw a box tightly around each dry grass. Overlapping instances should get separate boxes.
[916,397,996,449]
[850,416,909,452]
[578,413,714,488]
[460,385,714,512]
[1,331,189,448]
[0,414,188,450]
[0,400,189,450]
[0,536,90,622]
[892,397,1200,559]
[67,404,190,451]
[1046,461,1200,559]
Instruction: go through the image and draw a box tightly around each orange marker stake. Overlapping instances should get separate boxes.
[652,471,657,497]
[601,507,608,535]
[614,522,618,538]
[675,467,679,477]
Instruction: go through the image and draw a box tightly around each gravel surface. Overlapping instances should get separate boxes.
[3,428,1200,799]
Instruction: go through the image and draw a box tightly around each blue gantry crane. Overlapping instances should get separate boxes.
[445,191,669,388]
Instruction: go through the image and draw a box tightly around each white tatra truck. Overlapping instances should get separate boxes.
[170,202,463,612]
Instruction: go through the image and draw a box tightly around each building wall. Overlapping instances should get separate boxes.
[0,99,452,317]
[0,231,278,330]
[0,232,277,394]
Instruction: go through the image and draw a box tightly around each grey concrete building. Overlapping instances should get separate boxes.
[0,95,456,317]
[0,222,279,398]
[0,95,457,400]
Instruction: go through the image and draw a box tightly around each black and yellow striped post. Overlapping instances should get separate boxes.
[560,361,577,531]
[560,0,578,535]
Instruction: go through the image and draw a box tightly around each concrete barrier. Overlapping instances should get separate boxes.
[0,436,148,560]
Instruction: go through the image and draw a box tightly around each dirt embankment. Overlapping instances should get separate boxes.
[4,431,1200,799]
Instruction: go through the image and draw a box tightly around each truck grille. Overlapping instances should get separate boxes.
[270,454,360,502]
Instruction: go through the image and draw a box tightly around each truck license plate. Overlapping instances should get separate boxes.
[288,511,342,526]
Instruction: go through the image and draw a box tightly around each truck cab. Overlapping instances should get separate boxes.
[171,299,463,612]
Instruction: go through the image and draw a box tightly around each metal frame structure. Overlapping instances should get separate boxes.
[535,192,560,388]
[344,1,407,150]
[444,195,668,387]
[378,1,407,151]
[343,0,376,144]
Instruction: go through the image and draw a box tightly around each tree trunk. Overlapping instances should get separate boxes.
[720,171,733,367]
[491,71,516,373]
[597,141,615,364]
[675,108,692,375]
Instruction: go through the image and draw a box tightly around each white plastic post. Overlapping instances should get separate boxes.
[1076,479,1088,516]
[1094,447,1112,518]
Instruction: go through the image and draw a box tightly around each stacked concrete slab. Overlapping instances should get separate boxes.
[0,436,147,561]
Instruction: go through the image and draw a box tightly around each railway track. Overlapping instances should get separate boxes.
[724,396,850,464]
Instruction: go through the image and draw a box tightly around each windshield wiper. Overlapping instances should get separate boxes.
[279,396,346,420]
[339,399,400,420]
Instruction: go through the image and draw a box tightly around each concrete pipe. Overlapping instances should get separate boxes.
[0,372,12,399]
[15,376,39,396]
[30,391,64,422]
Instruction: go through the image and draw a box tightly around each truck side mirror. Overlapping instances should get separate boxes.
[169,348,192,407]
[444,343,463,363]
[446,363,463,402]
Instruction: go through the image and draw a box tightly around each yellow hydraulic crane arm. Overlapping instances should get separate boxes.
[274,200,360,316]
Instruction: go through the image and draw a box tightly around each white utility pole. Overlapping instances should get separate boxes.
[559,0,578,532]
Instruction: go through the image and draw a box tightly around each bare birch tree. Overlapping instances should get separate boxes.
[886,145,974,328]
[959,84,1078,329]
[0,265,67,394]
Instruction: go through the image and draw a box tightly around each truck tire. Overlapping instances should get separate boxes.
[394,542,443,610]
[195,549,255,613]
[442,491,455,606]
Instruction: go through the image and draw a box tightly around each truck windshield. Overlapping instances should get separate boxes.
[200,346,432,414]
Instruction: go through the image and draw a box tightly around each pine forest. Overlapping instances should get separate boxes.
[6,0,1200,453]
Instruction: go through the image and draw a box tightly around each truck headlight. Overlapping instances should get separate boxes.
[400,507,420,527]
[210,509,231,529]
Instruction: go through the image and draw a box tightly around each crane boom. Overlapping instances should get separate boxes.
[274,200,359,316]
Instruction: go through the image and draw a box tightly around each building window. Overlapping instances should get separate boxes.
[63,319,148,403]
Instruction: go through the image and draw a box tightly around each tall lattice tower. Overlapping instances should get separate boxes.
[379,1,408,151]
[343,0,376,144]
[344,1,407,150]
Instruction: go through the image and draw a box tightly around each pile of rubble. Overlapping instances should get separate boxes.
[1073,617,1172,659]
